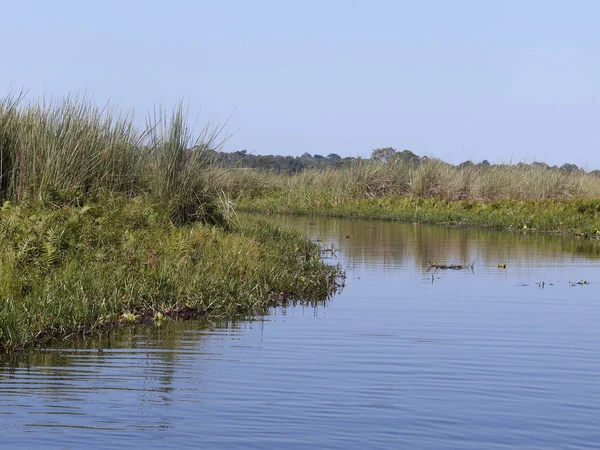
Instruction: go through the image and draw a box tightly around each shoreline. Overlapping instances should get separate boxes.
[236,195,600,238]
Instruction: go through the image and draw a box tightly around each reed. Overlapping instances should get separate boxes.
[0,93,231,226]
[231,159,600,235]
[229,159,600,203]
[0,93,143,203]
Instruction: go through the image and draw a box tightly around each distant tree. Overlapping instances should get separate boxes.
[458,160,474,169]
[327,153,341,161]
[301,152,312,159]
[313,154,325,160]
[531,161,549,169]
[559,163,580,174]
[371,147,397,163]
[479,159,490,167]
[395,150,420,166]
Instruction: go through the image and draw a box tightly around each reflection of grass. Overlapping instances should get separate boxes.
[263,213,600,274]
[0,196,343,352]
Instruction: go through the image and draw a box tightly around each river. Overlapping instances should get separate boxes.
[2,216,600,449]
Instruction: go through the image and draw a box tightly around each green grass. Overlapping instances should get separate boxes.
[0,93,232,225]
[232,160,600,236]
[238,194,600,236]
[0,195,343,351]
[0,93,344,351]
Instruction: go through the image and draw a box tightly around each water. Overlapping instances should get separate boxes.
[2,216,600,449]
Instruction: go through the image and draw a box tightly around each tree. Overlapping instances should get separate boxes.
[559,163,580,174]
[396,149,420,166]
[371,147,397,163]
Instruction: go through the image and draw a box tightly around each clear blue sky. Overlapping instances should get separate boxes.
[2,0,599,168]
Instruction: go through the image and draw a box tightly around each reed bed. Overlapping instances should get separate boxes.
[228,159,600,203]
[232,160,600,235]
[0,93,232,224]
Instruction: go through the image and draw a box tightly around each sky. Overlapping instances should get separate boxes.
[1,0,599,168]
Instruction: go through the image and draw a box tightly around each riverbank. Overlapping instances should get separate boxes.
[0,94,344,351]
[0,196,343,351]
[228,160,600,236]
[237,194,600,237]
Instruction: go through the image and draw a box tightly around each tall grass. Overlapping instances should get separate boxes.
[231,159,600,235]
[229,158,600,203]
[0,93,228,224]
[0,93,143,202]
[146,105,230,224]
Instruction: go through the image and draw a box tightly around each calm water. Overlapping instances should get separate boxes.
[2,216,600,449]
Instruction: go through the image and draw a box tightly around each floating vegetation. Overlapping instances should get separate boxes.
[0,93,346,352]
[318,243,339,259]
[427,261,475,271]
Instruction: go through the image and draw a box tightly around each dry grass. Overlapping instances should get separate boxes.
[227,159,600,203]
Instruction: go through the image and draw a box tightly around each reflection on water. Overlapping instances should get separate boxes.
[2,216,600,449]
[267,214,600,273]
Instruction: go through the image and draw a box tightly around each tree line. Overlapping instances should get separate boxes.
[208,147,598,176]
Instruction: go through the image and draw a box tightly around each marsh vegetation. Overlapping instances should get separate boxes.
[230,158,600,236]
[0,94,343,351]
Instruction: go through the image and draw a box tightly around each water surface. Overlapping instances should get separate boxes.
[2,217,600,449]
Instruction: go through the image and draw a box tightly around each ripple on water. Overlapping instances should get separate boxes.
[3,217,600,449]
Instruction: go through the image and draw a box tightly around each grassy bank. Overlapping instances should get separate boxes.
[0,94,343,351]
[232,160,600,236]
[0,196,342,351]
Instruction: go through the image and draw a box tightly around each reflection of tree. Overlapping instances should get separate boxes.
[264,214,600,272]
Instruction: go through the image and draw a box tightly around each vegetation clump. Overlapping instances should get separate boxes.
[0,196,343,351]
[0,93,344,351]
